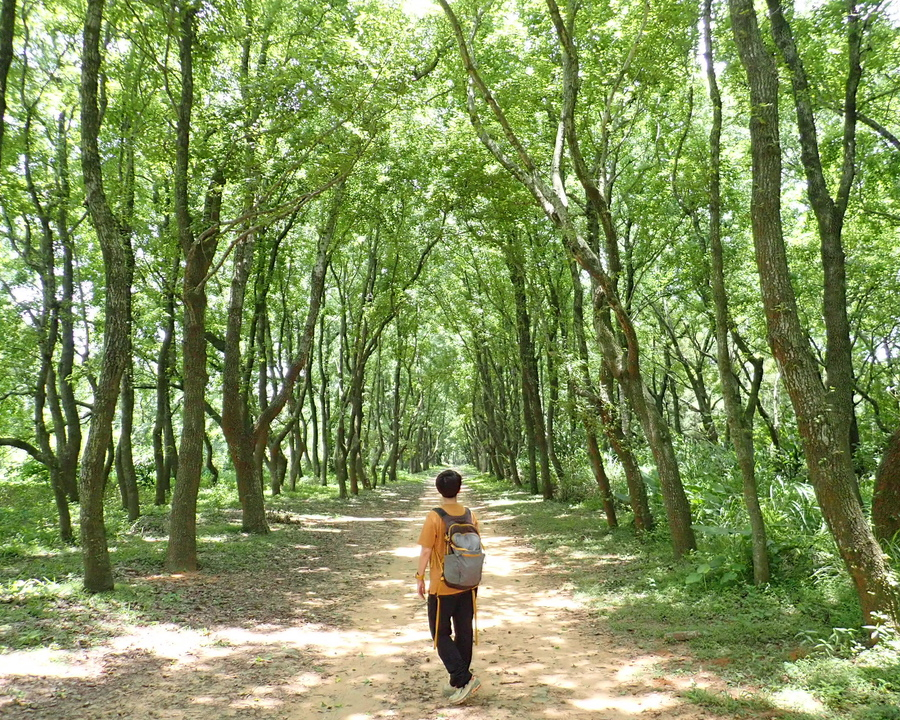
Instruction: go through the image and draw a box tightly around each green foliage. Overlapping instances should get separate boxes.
[470,472,900,719]
[0,475,65,555]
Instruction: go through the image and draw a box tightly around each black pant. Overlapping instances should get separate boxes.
[427,590,475,688]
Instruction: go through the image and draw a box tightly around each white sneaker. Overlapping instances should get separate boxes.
[449,676,481,705]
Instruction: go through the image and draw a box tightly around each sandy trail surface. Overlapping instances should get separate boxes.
[1,478,718,719]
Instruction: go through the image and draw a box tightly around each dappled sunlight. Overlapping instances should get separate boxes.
[368,578,405,589]
[771,687,827,714]
[0,647,105,679]
[569,692,677,712]
[614,655,663,682]
[1,480,721,720]
[107,624,220,663]
[388,545,420,558]
[303,526,344,533]
[480,497,545,509]
[287,514,423,525]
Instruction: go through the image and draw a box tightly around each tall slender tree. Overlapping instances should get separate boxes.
[79,0,134,591]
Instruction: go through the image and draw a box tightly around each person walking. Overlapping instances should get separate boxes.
[415,469,482,705]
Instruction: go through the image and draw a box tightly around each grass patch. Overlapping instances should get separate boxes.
[0,470,424,652]
[467,471,900,720]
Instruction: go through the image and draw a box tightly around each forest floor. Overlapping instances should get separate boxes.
[2,477,750,720]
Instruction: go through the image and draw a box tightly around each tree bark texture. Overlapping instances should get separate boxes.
[80,0,133,592]
[53,113,82,503]
[0,0,15,164]
[873,427,900,544]
[116,362,140,521]
[767,0,863,503]
[153,262,178,505]
[166,5,223,571]
[766,0,863,491]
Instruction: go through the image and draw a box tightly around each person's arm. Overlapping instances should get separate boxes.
[416,545,432,599]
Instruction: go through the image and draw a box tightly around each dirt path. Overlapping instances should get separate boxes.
[1,479,718,720]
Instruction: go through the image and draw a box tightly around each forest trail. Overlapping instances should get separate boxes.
[1,479,719,720]
[292,478,717,720]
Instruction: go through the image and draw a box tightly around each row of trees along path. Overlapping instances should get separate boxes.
[0,0,898,635]
[0,477,721,720]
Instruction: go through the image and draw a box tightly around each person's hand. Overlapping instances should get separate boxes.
[416,577,426,599]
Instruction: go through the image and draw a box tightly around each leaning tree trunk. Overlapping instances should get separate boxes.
[729,0,898,626]
[570,262,619,528]
[766,0,864,502]
[550,0,692,554]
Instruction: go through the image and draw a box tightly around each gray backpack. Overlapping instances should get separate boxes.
[434,507,484,590]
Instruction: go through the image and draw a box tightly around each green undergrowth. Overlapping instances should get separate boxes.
[0,470,423,652]
[467,472,900,720]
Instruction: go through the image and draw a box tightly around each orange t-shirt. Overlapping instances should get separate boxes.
[417,503,479,596]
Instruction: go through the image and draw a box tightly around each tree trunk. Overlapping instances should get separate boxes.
[204,432,219,485]
[307,369,320,481]
[334,412,349,498]
[166,4,223,572]
[504,241,553,499]
[0,0,15,165]
[729,0,897,625]
[116,362,140,521]
[703,0,769,584]
[586,430,617,528]
[571,262,622,529]
[545,283,568,486]
[766,0,863,506]
[873,427,900,544]
[54,113,82,504]
[22,113,75,544]
[79,0,133,592]
[153,261,178,506]
[385,330,404,483]
[318,314,331,487]
[221,220,264,529]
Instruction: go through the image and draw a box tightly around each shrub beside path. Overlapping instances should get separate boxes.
[1,477,721,720]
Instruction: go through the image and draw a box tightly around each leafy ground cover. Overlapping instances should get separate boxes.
[466,472,900,720]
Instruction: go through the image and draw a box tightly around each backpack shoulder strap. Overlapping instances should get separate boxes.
[433,507,448,518]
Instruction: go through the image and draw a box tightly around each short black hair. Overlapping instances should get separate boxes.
[435,469,462,498]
